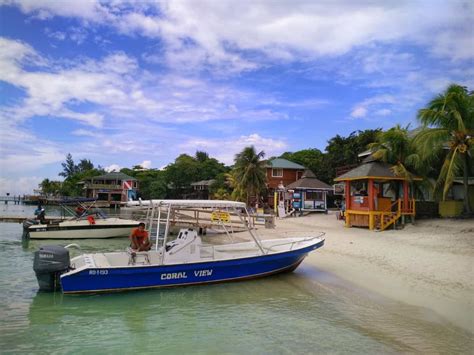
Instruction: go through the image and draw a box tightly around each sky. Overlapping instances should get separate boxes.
[0,0,473,195]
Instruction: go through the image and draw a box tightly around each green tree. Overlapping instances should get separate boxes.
[120,168,168,199]
[195,151,209,163]
[225,171,246,201]
[415,84,474,213]
[280,148,325,179]
[39,179,62,196]
[212,187,231,200]
[59,153,78,178]
[232,146,267,206]
[368,125,421,179]
[209,172,232,199]
[164,154,200,198]
[58,154,104,196]
[77,159,94,173]
[321,129,381,182]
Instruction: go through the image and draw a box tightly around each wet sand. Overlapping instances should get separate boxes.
[259,213,474,333]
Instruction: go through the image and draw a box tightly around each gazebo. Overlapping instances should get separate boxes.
[286,170,332,213]
[334,160,421,231]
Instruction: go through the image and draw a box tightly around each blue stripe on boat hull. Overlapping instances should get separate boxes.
[61,240,323,294]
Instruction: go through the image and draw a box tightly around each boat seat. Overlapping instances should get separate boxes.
[127,248,150,265]
[93,253,110,267]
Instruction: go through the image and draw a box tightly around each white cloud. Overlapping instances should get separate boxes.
[72,129,100,137]
[0,37,295,127]
[44,28,66,40]
[350,94,396,120]
[351,106,368,119]
[139,160,152,169]
[0,118,64,174]
[105,164,121,172]
[179,133,287,165]
[6,0,111,21]
[374,108,392,116]
[0,176,43,196]
[4,0,471,73]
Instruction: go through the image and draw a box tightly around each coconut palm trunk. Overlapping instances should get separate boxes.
[463,153,471,214]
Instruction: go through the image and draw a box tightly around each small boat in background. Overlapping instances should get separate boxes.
[33,200,325,294]
[24,198,140,239]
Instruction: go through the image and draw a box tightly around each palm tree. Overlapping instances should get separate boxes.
[415,84,473,214]
[232,146,267,206]
[212,187,230,200]
[225,171,246,202]
[368,124,421,179]
[367,125,427,202]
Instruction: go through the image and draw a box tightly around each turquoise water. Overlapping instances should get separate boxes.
[0,204,472,354]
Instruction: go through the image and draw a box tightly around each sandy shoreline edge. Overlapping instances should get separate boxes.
[260,213,474,333]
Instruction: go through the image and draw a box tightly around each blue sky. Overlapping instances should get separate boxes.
[0,0,473,194]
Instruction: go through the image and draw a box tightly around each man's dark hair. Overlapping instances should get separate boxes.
[138,222,146,227]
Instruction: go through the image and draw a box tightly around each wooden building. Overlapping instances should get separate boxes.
[265,158,305,208]
[286,170,333,212]
[334,160,420,231]
[81,172,138,205]
[190,179,216,200]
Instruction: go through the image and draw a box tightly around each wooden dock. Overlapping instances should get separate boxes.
[0,216,63,223]
[0,196,24,205]
[0,215,27,223]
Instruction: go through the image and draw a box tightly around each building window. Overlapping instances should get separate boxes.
[306,191,324,200]
[272,168,283,177]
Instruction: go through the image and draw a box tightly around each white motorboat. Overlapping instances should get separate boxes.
[24,198,140,239]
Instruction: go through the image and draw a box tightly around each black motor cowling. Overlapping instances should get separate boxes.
[33,245,70,291]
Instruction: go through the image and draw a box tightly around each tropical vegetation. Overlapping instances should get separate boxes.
[415,84,473,213]
[35,83,472,214]
[231,146,267,205]
[368,124,420,179]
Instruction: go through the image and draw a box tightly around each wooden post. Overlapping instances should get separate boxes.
[403,180,409,215]
[345,180,351,227]
[368,179,374,230]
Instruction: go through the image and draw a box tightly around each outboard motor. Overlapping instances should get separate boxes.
[22,219,37,239]
[33,245,70,291]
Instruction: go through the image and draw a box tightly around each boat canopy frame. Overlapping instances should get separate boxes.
[129,200,266,264]
[59,198,108,220]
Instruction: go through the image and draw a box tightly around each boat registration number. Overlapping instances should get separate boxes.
[89,270,109,275]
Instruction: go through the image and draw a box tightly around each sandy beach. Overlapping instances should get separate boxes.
[260,213,474,333]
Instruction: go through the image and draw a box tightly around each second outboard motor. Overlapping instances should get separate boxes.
[22,219,37,239]
[33,245,70,291]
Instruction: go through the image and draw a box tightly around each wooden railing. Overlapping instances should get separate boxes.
[401,198,416,215]
[84,184,122,190]
[378,199,401,231]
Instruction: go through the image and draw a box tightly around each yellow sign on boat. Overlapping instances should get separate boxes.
[211,211,230,222]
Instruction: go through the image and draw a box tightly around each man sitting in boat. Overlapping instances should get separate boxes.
[129,223,151,251]
[34,205,47,224]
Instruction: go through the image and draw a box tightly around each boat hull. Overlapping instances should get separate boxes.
[60,240,324,294]
[28,226,136,239]
[28,219,139,239]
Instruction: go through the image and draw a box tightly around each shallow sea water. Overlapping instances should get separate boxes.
[0,204,472,354]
